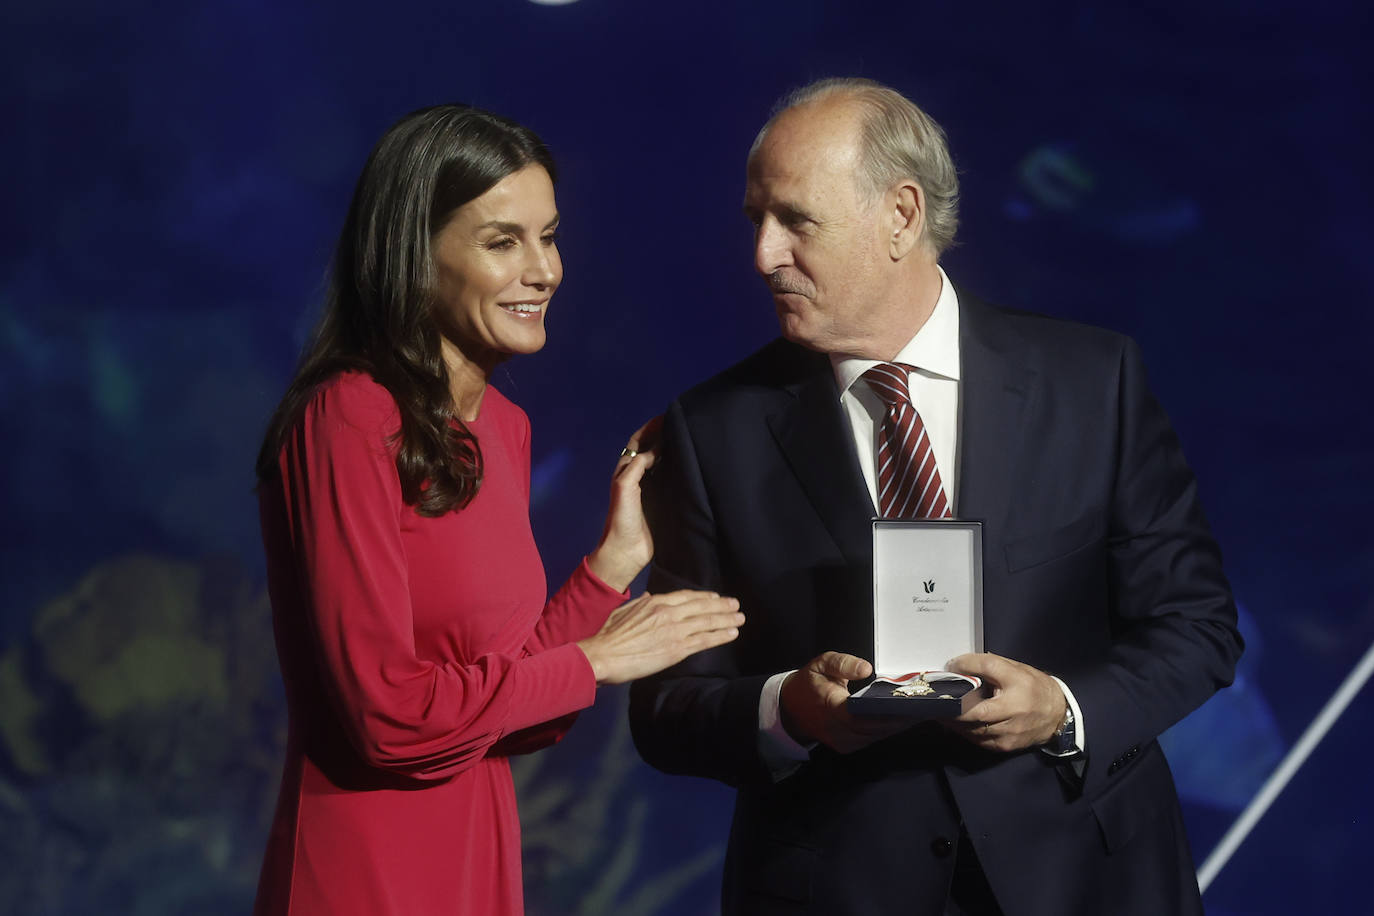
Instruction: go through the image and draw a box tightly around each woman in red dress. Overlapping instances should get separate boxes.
[251,105,743,916]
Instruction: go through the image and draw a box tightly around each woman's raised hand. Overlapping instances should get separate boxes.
[577,590,744,685]
[586,416,661,591]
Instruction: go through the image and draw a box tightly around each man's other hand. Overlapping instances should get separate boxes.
[945,652,1066,752]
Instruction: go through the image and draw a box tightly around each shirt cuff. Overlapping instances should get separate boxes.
[758,671,814,781]
[1042,674,1086,758]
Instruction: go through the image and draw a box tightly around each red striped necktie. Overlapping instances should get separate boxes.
[862,362,951,519]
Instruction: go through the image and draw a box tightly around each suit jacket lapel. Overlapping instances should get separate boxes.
[956,293,1038,538]
[766,361,875,566]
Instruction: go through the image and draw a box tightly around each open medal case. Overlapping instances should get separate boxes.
[848,519,989,719]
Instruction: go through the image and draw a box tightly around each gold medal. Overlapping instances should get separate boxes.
[892,675,934,697]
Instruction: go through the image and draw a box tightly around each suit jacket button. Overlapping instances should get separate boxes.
[931,837,954,857]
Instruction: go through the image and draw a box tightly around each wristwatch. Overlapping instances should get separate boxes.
[1044,704,1077,756]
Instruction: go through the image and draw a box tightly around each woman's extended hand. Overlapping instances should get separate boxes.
[577,590,744,685]
[587,416,661,591]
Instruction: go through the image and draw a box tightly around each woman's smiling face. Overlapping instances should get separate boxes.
[431,164,562,369]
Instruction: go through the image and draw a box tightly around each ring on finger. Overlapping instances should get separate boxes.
[620,447,638,458]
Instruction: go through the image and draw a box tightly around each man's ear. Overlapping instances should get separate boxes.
[888,182,924,260]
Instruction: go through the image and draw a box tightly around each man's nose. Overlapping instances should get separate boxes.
[753,218,790,277]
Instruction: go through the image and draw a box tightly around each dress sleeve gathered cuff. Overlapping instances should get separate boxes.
[575,556,633,599]
[525,558,628,658]
[499,642,598,735]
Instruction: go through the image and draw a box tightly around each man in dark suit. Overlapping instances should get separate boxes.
[628,78,1243,916]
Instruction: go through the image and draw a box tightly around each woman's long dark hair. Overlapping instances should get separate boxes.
[255,104,557,516]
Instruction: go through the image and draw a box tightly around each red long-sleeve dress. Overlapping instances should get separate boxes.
[253,372,625,915]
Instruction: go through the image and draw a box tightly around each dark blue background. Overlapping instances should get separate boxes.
[4,1,1371,913]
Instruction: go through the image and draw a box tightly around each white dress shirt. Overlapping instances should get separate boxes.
[757,268,1084,776]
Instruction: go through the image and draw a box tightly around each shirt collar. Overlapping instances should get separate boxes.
[830,265,961,399]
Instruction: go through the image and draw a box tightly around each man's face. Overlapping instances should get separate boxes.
[743,100,891,356]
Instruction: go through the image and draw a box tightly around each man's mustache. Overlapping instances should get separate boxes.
[767,271,811,296]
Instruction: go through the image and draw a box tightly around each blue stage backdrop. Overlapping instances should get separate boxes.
[3,1,1371,913]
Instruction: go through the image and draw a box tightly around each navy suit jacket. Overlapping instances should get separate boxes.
[628,293,1243,916]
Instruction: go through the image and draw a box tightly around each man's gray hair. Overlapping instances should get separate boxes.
[753,77,960,256]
